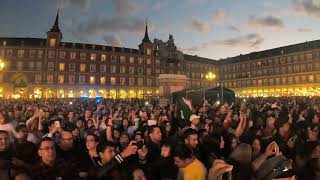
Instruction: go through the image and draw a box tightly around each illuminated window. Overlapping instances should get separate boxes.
[120,56,126,63]
[100,65,106,72]
[129,77,135,85]
[147,78,152,86]
[90,64,96,72]
[120,77,126,85]
[90,53,96,60]
[155,59,160,65]
[59,63,65,71]
[120,66,126,74]
[58,75,64,84]
[90,76,95,84]
[59,51,66,59]
[69,75,75,84]
[80,64,86,72]
[138,58,143,64]
[138,78,144,86]
[70,52,76,59]
[110,77,116,85]
[79,75,86,84]
[309,75,314,82]
[47,75,53,84]
[50,39,56,47]
[129,57,134,63]
[100,77,106,85]
[146,48,151,56]
[101,54,107,61]
[146,58,151,65]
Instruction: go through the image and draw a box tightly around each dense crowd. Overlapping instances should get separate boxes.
[0,96,319,180]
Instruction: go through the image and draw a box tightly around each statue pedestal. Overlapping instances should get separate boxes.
[157,74,188,105]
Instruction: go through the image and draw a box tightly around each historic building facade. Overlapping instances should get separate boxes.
[0,12,319,99]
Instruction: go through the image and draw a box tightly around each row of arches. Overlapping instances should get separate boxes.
[33,88,158,99]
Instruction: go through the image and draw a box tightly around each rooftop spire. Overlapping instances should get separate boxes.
[142,18,151,43]
[50,9,61,33]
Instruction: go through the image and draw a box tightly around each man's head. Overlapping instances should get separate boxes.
[0,130,10,152]
[119,132,130,148]
[59,131,74,150]
[189,114,200,127]
[183,128,198,149]
[98,142,117,164]
[172,144,193,168]
[148,125,162,144]
[15,124,28,141]
[38,137,56,165]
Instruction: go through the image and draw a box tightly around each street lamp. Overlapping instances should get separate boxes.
[0,58,5,71]
[205,72,216,81]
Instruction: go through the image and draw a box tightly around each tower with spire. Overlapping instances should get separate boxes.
[139,19,153,55]
[47,10,62,48]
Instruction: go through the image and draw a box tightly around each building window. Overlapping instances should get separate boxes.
[138,58,143,64]
[120,56,126,63]
[59,51,66,59]
[100,77,106,85]
[129,57,134,63]
[147,78,152,86]
[281,77,287,84]
[120,77,126,85]
[30,50,36,58]
[110,65,116,73]
[79,75,86,84]
[137,67,143,74]
[6,49,12,57]
[48,51,55,59]
[110,77,116,85]
[146,48,151,56]
[156,59,160,65]
[90,64,96,72]
[59,63,65,71]
[36,62,42,70]
[288,77,293,84]
[38,50,43,59]
[101,54,107,61]
[18,50,24,58]
[80,53,86,60]
[50,39,56,47]
[111,55,117,63]
[129,77,135,85]
[35,74,41,84]
[100,65,106,72]
[48,62,54,71]
[129,67,135,74]
[70,52,76,59]
[120,66,126,74]
[90,76,95,84]
[29,61,34,70]
[146,58,151,65]
[90,53,96,60]
[69,75,75,84]
[308,75,314,82]
[138,78,143,86]
[80,64,86,72]
[155,69,160,74]
[69,63,75,71]
[58,75,64,84]
[47,75,53,84]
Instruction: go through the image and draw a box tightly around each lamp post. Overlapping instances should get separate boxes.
[205,72,216,101]
[0,58,5,72]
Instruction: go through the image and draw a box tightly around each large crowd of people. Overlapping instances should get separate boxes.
[0,96,319,180]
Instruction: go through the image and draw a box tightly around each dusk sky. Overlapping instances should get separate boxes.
[1,0,320,60]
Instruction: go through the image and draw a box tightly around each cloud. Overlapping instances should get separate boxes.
[212,10,227,24]
[188,17,210,32]
[111,0,140,16]
[293,0,320,18]
[227,25,240,32]
[76,16,146,36]
[152,1,169,11]
[103,34,122,46]
[247,15,285,29]
[297,28,312,32]
[217,33,264,48]
[59,0,91,11]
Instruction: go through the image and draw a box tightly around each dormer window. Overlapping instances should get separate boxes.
[50,38,56,47]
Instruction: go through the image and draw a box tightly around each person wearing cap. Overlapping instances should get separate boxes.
[189,114,201,131]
